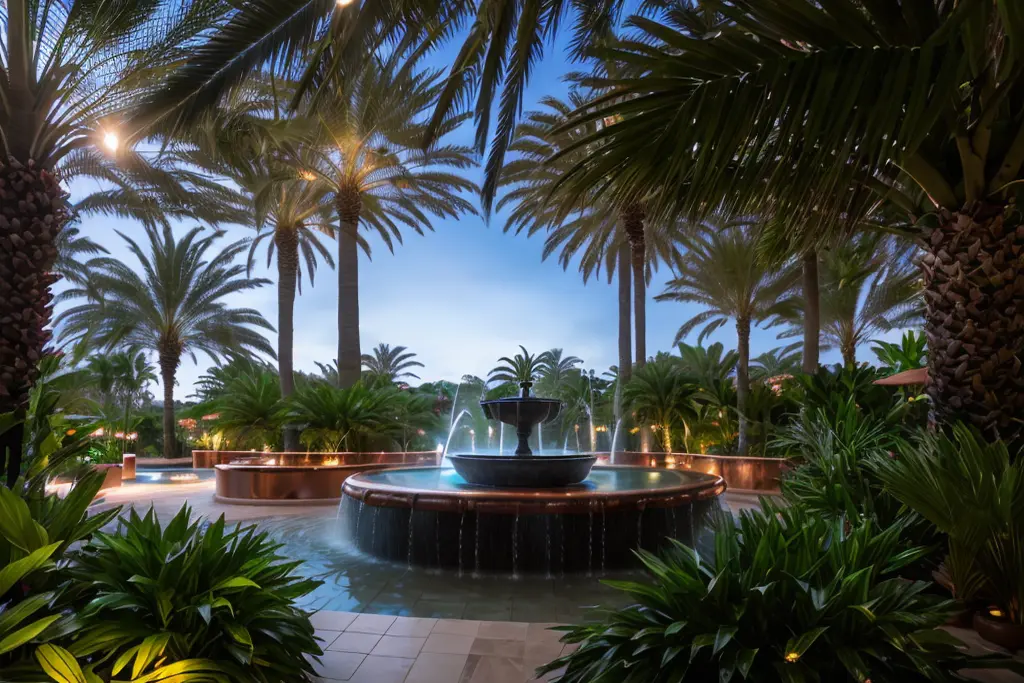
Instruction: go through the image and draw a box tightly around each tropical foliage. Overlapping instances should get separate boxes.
[362,344,425,384]
[55,226,274,458]
[543,501,1007,683]
[65,506,323,682]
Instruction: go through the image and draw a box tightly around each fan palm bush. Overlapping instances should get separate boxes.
[872,426,1024,626]
[285,383,406,452]
[64,505,322,682]
[623,361,698,453]
[658,223,799,453]
[56,226,274,458]
[211,369,285,450]
[541,501,1019,683]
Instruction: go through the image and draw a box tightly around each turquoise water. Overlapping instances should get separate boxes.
[358,466,710,493]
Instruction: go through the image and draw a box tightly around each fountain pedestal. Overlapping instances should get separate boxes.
[447,381,597,487]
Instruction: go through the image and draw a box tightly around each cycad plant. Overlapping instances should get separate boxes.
[489,346,549,388]
[0,0,226,485]
[872,426,1024,625]
[211,369,284,450]
[285,383,399,452]
[179,86,336,450]
[542,501,1017,683]
[303,53,478,387]
[872,330,928,373]
[623,360,698,453]
[658,224,799,454]
[56,226,274,458]
[561,1,1024,444]
[361,344,425,384]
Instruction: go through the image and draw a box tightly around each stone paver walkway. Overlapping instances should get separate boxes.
[309,611,572,683]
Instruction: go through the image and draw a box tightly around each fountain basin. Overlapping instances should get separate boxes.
[341,466,726,573]
[447,453,596,487]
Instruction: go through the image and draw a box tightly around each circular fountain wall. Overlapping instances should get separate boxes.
[341,466,725,573]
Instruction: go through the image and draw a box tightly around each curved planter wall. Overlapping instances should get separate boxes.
[209,451,440,505]
[595,452,785,493]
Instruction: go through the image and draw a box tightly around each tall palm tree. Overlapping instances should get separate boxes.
[0,0,227,484]
[537,348,583,393]
[656,223,799,454]
[56,226,274,458]
[303,55,478,387]
[361,344,425,383]
[500,95,683,418]
[179,90,336,450]
[110,350,157,444]
[561,3,1024,444]
[781,234,922,366]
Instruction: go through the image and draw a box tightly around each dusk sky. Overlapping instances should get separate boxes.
[61,29,849,400]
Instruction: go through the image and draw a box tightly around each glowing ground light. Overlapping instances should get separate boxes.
[990,608,1005,618]
[299,170,317,181]
[102,131,119,152]
[784,653,800,663]
[169,473,199,483]
[336,0,354,5]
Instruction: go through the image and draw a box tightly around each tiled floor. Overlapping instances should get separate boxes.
[310,611,572,683]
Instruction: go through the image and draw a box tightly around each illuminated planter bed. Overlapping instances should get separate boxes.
[596,452,785,493]
[211,451,439,505]
[193,450,437,469]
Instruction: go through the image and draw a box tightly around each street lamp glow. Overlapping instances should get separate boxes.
[102,131,119,152]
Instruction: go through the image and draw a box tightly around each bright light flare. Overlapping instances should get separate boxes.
[102,131,119,152]
[336,0,354,6]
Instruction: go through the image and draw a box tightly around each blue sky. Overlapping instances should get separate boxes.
[61,27,843,400]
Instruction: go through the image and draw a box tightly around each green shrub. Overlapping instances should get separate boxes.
[65,505,323,682]
[0,469,118,680]
[541,502,1019,683]
[871,425,1024,624]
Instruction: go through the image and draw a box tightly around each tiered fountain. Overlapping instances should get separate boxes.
[341,382,725,573]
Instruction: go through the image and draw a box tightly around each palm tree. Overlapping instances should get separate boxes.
[656,224,799,454]
[623,361,699,454]
[0,0,227,484]
[537,348,583,393]
[179,91,336,450]
[489,346,548,388]
[54,227,107,287]
[56,226,274,458]
[303,55,478,388]
[500,95,683,418]
[779,234,922,366]
[110,350,158,445]
[212,369,284,450]
[362,344,425,383]
[561,3,1024,444]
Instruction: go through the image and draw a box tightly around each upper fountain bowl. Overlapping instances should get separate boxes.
[479,381,563,457]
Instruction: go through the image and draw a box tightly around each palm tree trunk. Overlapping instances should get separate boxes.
[276,226,300,451]
[841,341,857,367]
[336,190,362,388]
[623,204,651,453]
[614,244,632,424]
[736,316,751,456]
[801,249,820,374]
[158,351,179,460]
[922,203,1024,447]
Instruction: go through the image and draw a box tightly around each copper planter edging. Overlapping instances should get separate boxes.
[596,452,785,493]
[342,466,727,516]
[212,450,439,504]
[194,450,438,469]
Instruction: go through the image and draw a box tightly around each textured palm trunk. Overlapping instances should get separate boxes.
[0,161,66,487]
[336,189,362,388]
[802,249,820,374]
[158,351,179,460]
[614,244,632,426]
[841,340,857,367]
[623,204,651,452]
[736,317,751,456]
[920,203,1024,446]
[276,226,300,451]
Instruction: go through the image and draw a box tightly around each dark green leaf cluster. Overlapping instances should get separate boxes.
[542,502,1014,683]
[64,506,323,682]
